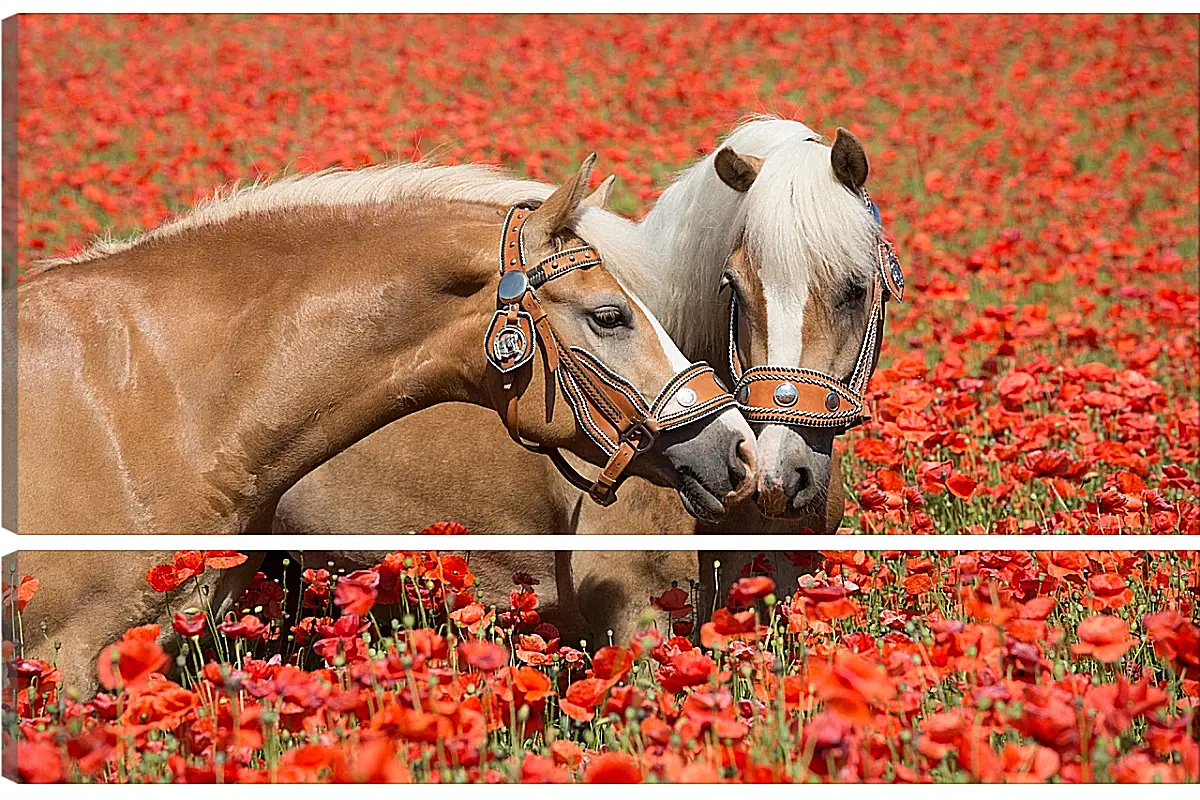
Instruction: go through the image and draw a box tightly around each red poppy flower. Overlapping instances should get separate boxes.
[560,677,609,722]
[630,627,663,660]
[16,741,66,783]
[452,602,496,636]
[1083,572,1134,610]
[1071,615,1138,663]
[172,611,207,638]
[727,575,775,608]
[146,564,181,592]
[551,739,584,768]
[657,649,716,694]
[904,573,936,596]
[700,608,759,651]
[97,637,169,691]
[64,724,119,777]
[592,646,633,686]
[122,623,161,643]
[512,665,555,703]
[217,614,268,640]
[1142,610,1200,670]
[8,575,40,612]
[512,571,540,589]
[520,753,569,784]
[946,472,978,500]
[334,569,380,616]
[203,550,248,569]
[806,650,896,725]
[459,639,509,671]
[649,586,693,616]
[1085,674,1169,739]
[583,751,642,783]
[172,550,206,581]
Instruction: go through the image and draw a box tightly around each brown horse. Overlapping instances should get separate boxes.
[14,156,756,533]
[274,119,897,624]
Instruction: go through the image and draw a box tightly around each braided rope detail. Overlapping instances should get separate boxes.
[568,347,651,416]
[649,362,738,431]
[556,368,619,455]
[741,406,866,428]
[649,362,710,411]
[658,395,738,430]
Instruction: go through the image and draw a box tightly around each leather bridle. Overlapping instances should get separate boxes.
[726,189,905,432]
[485,202,738,506]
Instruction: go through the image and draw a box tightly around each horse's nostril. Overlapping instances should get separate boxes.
[726,437,758,503]
[796,466,812,493]
[737,437,757,479]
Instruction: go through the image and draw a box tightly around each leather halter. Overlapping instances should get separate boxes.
[727,189,905,432]
[486,203,737,505]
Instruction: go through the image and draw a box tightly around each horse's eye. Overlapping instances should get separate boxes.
[836,284,869,309]
[590,307,627,329]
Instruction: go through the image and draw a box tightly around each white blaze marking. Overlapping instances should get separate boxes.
[762,281,808,367]
[617,276,754,444]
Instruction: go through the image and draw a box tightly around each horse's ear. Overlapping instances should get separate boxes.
[830,127,869,192]
[714,147,763,193]
[582,174,616,209]
[526,154,597,239]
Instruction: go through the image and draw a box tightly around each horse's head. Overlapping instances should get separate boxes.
[482,156,756,521]
[714,126,890,521]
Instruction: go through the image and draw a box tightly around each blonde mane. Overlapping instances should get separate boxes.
[35,161,562,270]
[36,117,881,367]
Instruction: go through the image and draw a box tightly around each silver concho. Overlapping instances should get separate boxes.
[498,270,529,304]
[825,391,841,412]
[773,382,798,407]
[674,387,697,408]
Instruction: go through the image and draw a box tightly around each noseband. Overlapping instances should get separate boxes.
[727,189,905,432]
[485,203,737,505]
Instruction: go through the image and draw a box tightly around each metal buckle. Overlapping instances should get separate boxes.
[621,419,660,453]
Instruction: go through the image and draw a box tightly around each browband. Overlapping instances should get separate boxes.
[485,203,737,505]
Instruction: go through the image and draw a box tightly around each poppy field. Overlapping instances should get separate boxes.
[10,14,1199,535]
[4,548,1199,783]
[3,11,1199,785]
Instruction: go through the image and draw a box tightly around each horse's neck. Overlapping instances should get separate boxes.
[52,204,495,531]
[636,163,743,369]
[220,209,497,526]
